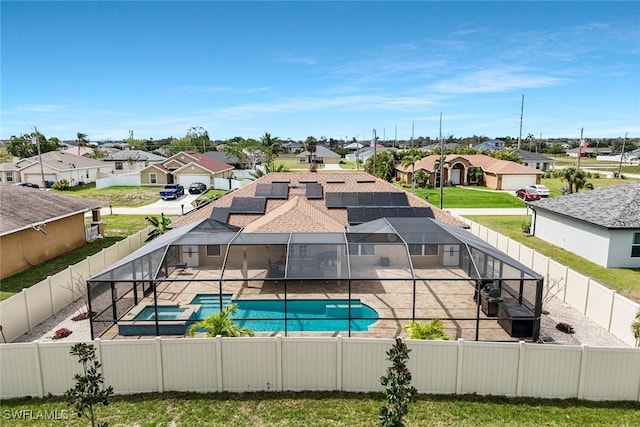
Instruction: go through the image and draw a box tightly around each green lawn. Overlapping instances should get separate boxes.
[0,215,152,301]
[2,392,638,426]
[540,177,634,197]
[51,183,160,207]
[404,186,525,209]
[548,156,640,175]
[466,215,640,303]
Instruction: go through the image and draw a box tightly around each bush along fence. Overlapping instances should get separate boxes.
[0,227,152,343]
[0,337,639,401]
[455,216,639,347]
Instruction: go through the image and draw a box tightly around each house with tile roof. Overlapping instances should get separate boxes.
[102,149,167,175]
[138,151,234,188]
[297,146,341,164]
[529,182,640,268]
[86,171,544,341]
[0,185,102,279]
[0,151,113,187]
[396,154,542,190]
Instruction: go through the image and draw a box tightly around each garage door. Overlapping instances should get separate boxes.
[178,174,210,188]
[501,175,537,191]
[23,174,57,185]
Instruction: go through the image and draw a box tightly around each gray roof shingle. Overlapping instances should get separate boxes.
[530,182,640,229]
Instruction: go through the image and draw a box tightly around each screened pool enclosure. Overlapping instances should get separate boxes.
[87,217,544,341]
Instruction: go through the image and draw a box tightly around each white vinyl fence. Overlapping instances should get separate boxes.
[456,216,640,347]
[0,227,152,343]
[0,337,638,401]
[213,176,250,191]
[95,173,141,189]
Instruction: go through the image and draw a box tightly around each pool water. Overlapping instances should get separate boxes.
[189,294,378,332]
[134,306,186,321]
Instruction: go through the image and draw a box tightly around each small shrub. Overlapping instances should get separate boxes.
[556,322,575,334]
[379,337,416,427]
[72,311,96,321]
[52,179,70,190]
[521,219,532,234]
[52,327,72,340]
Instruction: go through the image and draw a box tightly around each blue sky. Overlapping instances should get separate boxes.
[2,1,638,142]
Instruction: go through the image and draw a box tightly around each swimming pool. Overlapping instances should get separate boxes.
[190,294,379,332]
[134,306,187,321]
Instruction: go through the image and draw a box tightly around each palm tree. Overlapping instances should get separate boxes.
[260,132,283,168]
[414,169,429,188]
[467,167,484,185]
[560,166,588,194]
[187,304,254,337]
[144,213,171,242]
[76,132,89,156]
[404,319,449,340]
[303,136,318,172]
[632,310,640,346]
[401,150,423,193]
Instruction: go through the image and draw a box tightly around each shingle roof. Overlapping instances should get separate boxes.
[15,151,107,170]
[103,150,166,161]
[297,146,340,158]
[530,182,640,229]
[171,172,467,231]
[396,154,541,175]
[0,185,102,236]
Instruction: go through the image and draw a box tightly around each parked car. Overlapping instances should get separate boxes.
[526,184,550,197]
[515,187,541,201]
[160,183,184,200]
[188,182,207,194]
[14,182,40,189]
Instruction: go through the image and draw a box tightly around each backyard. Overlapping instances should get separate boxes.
[2,391,638,426]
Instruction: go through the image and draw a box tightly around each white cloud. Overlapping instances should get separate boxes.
[429,67,563,94]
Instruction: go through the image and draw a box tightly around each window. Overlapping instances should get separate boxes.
[115,161,124,170]
[6,172,13,182]
[348,244,374,256]
[632,233,640,258]
[150,173,157,184]
[409,244,439,256]
[206,245,221,257]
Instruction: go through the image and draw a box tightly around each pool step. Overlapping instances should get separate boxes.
[325,303,362,317]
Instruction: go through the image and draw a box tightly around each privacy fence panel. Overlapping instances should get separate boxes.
[564,270,589,313]
[519,344,581,399]
[101,340,158,394]
[580,347,640,401]
[460,342,519,396]
[282,338,337,391]
[341,338,390,392]
[39,342,81,395]
[0,343,40,398]
[24,282,54,331]
[609,295,639,346]
[0,294,31,342]
[407,340,458,394]
[161,338,218,393]
[220,338,278,392]
[585,281,615,329]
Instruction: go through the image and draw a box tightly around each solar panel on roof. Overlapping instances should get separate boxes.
[358,192,375,206]
[347,208,364,225]
[325,192,342,208]
[229,197,266,213]
[271,182,290,199]
[342,192,359,206]
[374,193,392,206]
[255,183,272,197]
[346,206,435,225]
[306,183,324,199]
[210,207,230,223]
[390,192,409,206]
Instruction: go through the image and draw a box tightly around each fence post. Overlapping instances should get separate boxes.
[583,278,591,315]
[455,338,464,395]
[102,248,107,268]
[563,266,569,302]
[22,289,32,331]
[516,341,526,397]
[32,341,44,398]
[215,335,223,392]
[155,337,164,393]
[276,334,283,392]
[577,344,589,400]
[607,291,616,332]
[47,276,55,316]
[336,335,342,391]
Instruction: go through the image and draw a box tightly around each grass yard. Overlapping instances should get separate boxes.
[403,186,525,209]
[548,156,640,175]
[51,183,160,207]
[2,392,638,426]
[0,215,152,301]
[466,215,640,303]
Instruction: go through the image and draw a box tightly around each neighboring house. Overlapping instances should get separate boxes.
[345,146,394,163]
[396,154,542,190]
[344,142,365,150]
[529,182,640,268]
[0,151,113,187]
[567,146,613,158]
[61,145,97,158]
[103,149,166,175]
[204,151,242,168]
[139,151,234,188]
[0,185,102,279]
[282,140,303,152]
[0,162,21,184]
[474,139,555,171]
[297,146,341,164]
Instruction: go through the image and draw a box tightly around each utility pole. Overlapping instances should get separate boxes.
[394,124,397,148]
[439,113,444,209]
[577,127,584,169]
[411,121,415,148]
[33,126,46,189]
[372,128,377,177]
[617,132,628,178]
[517,94,524,150]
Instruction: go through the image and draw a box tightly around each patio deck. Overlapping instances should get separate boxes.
[103,266,515,341]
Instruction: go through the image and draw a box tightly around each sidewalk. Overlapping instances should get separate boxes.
[97,193,200,216]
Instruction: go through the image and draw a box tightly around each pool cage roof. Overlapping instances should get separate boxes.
[88,217,543,283]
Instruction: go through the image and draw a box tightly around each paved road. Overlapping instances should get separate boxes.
[98,193,201,216]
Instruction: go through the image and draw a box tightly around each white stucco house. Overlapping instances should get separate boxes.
[529,182,640,268]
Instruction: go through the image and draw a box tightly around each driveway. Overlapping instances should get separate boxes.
[99,193,201,216]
